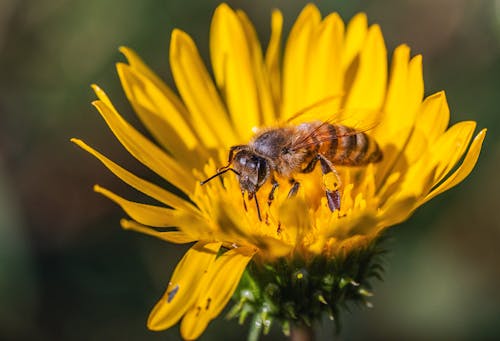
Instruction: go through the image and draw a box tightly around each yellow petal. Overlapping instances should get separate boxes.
[324,209,378,240]
[237,9,277,126]
[119,47,201,143]
[377,196,418,230]
[91,83,114,108]
[119,46,179,100]
[147,241,222,331]
[377,126,428,193]
[117,63,205,165]
[342,13,367,71]
[120,219,197,244]
[265,9,283,116]
[71,138,196,214]
[120,47,209,164]
[407,54,424,113]
[180,247,255,340]
[373,45,423,149]
[91,99,194,196]
[430,121,476,185]
[94,185,182,228]
[374,47,423,189]
[170,29,237,148]
[423,128,486,203]
[415,91,450,144]
[382,44,410,113]
[210,4,261,138]
[304,12,344,113]
[282,3,321,118]
[393,121,477,202]
[343,24,387,124]
[373,44,411,142]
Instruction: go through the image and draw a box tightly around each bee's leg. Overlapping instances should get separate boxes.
[287,178,300,198]
[241,191,248,212]
[301,156,319,173]
[248,192,262,221]
[318,154,342,212]
[267,176,279,206]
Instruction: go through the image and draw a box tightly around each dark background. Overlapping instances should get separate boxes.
[0,0,498,340]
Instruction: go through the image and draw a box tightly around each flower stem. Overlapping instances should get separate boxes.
[290,324,314,341]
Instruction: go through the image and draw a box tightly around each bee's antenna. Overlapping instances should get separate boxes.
[200,167,240,185]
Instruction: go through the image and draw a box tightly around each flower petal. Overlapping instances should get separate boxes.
[303,12,345,114]
[374,48,424,190]
[180,247,255,340]
[415,91,450,144]
[119,46,177,97]
[170,29,237,148]
[237,9,277,126]
[147,241,222,331]
[119,46,204,150]
[373,45,423,143]
[423,128,486,203]
[429,121,477,185]
[116,63,206,167]
[210,4,270,137]
[342,24,387,124]
[265,9,283,116]
[282,3,321,118]
[120,219,197,244]
[71,138,196,213]
[94,185,182,228]
[91,98,194,196]
[342,13,367,70]
[377,196,418,229]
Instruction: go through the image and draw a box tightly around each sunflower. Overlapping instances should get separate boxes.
[72,3,486,340]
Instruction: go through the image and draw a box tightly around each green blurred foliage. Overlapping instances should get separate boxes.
[0,0,498,340]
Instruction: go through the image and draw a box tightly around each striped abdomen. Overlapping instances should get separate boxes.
[302,123,382,166]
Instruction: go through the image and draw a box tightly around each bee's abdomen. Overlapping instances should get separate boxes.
[319,124,382,166]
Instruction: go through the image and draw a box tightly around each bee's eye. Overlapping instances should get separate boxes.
[246,159,257,170]
[236,153,258,170]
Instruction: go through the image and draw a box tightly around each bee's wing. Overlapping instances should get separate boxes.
[289,114,380,152]
[285,94,344,124]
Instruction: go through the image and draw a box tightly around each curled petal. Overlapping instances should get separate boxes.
[429,121,476,185]
[423,129,487,203]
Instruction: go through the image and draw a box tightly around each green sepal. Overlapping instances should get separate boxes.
[228,236,387,339]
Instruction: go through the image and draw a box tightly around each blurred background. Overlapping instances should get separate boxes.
[0,0,498,340]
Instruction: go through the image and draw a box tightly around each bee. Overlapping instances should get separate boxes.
[201,107,383,221]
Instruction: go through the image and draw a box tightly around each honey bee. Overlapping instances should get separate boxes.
[201,110,382,221]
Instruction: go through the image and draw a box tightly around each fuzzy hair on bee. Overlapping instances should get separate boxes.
[201,118,382,221]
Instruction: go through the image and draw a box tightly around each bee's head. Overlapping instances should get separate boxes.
[233,150,269,194]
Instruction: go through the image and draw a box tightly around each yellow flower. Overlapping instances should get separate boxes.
[72,3,486,340]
